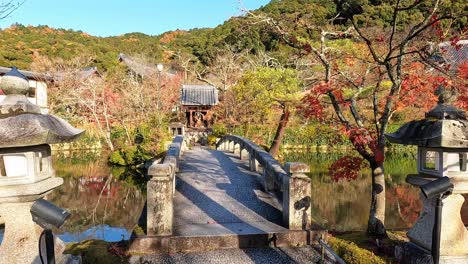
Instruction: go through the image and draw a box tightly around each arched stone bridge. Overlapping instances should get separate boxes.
[130,135,326,255]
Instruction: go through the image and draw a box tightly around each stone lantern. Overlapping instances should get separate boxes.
[0,68,83,263]
[386,88,468,263]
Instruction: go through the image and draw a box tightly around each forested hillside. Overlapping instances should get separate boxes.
[0,24,163,70]
[1,0,463,71]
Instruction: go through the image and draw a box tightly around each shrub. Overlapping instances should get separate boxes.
[108,118,171,166]
[108,150,126,166]
[207,134,218,146]
[212,122,228,137]
[328,236,386,264]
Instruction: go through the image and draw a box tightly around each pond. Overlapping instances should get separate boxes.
[282,148,468,232]
[1,147,468,243]
[0,151,146,244]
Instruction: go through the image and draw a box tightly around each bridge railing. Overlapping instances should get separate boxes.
[216,135,312,230]
[146,135,187,236]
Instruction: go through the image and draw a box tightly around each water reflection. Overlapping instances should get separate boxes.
[46,151,146,242]
[282,150,424,231]
[3,148,467,243]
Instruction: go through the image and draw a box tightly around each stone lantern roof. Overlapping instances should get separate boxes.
[385,87,468,149]
[0,67,83,148]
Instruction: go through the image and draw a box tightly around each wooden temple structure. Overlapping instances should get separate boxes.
[180,84,218,128]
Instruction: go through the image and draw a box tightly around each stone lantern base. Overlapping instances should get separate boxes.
[401,194,468,263]
[396,242,468,264]
[0,177,78,264]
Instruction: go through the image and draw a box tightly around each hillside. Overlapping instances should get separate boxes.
[0,24,163,70]
[0,0,464,72]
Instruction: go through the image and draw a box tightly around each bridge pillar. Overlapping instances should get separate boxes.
[217,141,226,151]
[147,163,174,236]
[283,162,312,230]
[233,143,240,155]
[240,148,249,160]
[223,141,229,151]
[249,156,260,172]
[263,166,276,193]
[228,141,235,152]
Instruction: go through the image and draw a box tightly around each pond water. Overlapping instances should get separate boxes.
[283,148,468,231]
[1,147,468,244]
[49,151,146,242]
[0,151,146,244]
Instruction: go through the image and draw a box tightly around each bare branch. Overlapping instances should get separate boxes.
[388,0,401,53]
[351,19,383,64]
[397,0,424,11]
[0,1,24,20]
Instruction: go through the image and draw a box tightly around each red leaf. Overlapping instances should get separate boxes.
[329,156,365,182]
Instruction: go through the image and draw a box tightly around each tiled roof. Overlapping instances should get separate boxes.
[0,66,54,81]
[0,66,99,82]
[181,84,218,106]
[431,40,468,70]
[118,53,175,78]
[78,66,100,80]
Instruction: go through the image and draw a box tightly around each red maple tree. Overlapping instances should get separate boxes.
[254,1,466,236]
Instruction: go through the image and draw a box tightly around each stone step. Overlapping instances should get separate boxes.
[173,221,287,237]
[129,229,327,255]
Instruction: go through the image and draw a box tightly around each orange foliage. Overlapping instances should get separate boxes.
[397,62,439,112]
[159,30,187,44]
[387,185,422,225]
[455,62,468,110]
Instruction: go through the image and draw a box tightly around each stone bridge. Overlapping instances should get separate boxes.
[130,135,326,257]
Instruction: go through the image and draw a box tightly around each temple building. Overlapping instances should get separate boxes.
[180,84,218,128]
[0,66,52,114]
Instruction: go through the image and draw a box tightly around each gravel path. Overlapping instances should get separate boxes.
[129,246,323,264]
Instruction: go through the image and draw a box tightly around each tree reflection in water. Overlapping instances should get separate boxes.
[46,151,146,242]
[281,149,465,231]
[4,149,467,243]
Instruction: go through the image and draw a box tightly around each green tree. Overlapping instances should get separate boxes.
[233,67,302,156]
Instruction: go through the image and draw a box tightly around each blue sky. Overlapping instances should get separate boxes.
[0,0,270,37]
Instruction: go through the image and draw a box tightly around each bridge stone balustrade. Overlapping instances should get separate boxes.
[216,135,312,230]
[147,135,187,236]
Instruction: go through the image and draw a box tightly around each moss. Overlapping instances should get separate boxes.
[331,231,408,263]
[65,240,128,264]
[328,236,386,264]
[133,225,146,236]
[387,231,408,243]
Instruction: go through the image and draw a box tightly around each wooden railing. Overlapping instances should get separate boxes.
[216,135,312,230]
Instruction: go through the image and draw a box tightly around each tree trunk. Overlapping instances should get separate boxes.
[367,160,387,237]
[269,105,290,157]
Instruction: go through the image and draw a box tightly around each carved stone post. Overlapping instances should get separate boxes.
[240,148,249,160]
[233,143,240,155]
[147,163,173,236]
[263,165,275,193]
[216,141,222,150]
[283,162,312,230]
[249,155,260,172]
[218,141,227,151]
[228,141,234,152]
